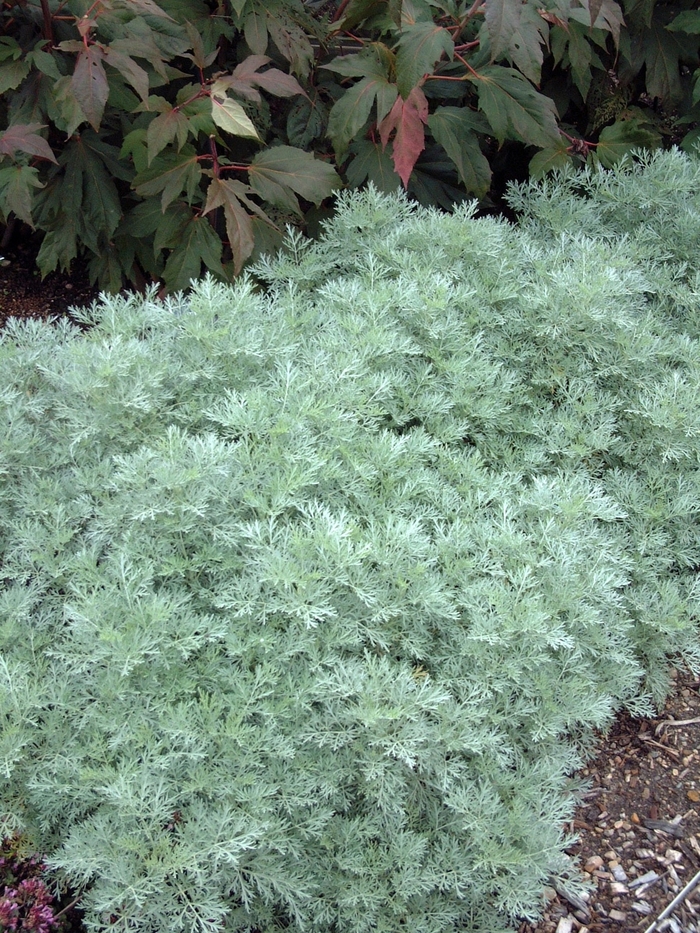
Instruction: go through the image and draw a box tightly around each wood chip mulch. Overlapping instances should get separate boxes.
[522,669,700,933]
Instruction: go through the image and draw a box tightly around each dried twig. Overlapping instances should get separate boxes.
[642,867,700,933]
[655,716,700,734]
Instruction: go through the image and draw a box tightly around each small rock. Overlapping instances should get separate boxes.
[631,901,653,915]
[686,789,699,802]
[636,848,656,859]
[609,909,627,922]
[610,882,628,895]
[555,917,574,933]
[611,865,628,882]
[665,848,682,863]
[584,855,604,873]
[631,812,640,823]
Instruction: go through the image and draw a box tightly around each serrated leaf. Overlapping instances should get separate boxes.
[154,202,193,251]
[203,176,256,274]
[71,137,123,241]
[508,1,548,84]
[322,45,394,80]
[470,65,561,148]
[568,0,624,44]
[218,56,307,101]
[183,21,219,70]
[146,107,190,164]
[71,47,109,131]
[395,22,454,98]
[111,0,176,20]
[0,37,21,62]
[118,197,167,239]
[27,48,62,81]
[484,0,523,60]
[103,47,150,102]
[287,92,327,149]
[0,124,57,163]
[120,129,149,174]
[529,142,573,177]
[248,146,342,215]
[162,215,225,292]
[427,107,491,196]
[336,0,385,30]
[210,91,261,140]
[133,149,202,210]
[327,76,399,157]
[643,21,685,104]
[109,33,170,82]
[666,11,700,34]
[595,114,661,167]
[267,12,313,76]
[378,85,429,187]
[0,59,30,95]
[0,165,44,226]
[244,10,268,55]
[346,138,401,192]
[567,24,594,99]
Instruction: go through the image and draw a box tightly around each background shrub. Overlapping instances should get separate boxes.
[0,0,699,291]
[0,149,699,932]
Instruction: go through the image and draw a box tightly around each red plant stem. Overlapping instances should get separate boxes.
[209,136,220,178]
[39,0,54,44]
[454,51,481,78]
[331,0,352,23]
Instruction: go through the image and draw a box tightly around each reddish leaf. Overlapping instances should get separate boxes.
[0,123,57,163]
[204,177,261,275]
[216,56,307,102]
[71,46,109,131]
[377,85,429,188]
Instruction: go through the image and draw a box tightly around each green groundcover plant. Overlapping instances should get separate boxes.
[1,148,699,933]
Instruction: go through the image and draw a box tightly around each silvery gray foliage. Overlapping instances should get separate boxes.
[0,150,699,933]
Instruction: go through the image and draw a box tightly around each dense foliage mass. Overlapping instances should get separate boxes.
[0,0,699,291]
[1,150,699,933]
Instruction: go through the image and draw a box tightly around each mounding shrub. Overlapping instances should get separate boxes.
[0,148,699,933]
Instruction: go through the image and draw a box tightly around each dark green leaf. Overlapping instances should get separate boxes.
[346,138,401,193]
[146,107,191,163]
[395,22,454,98]
[267,11,313,76]
[595,113,661,167]
[0,164,43,226]
[471,66,560,148]
[0,59,30,95]
[427,107,491,196]
[484,0,522,61]
[327,77,399,157]
[103,47,150,102]
[133,148,203,210]
[248,146,342,215]
[162,215,225,291]
[507,1,548,84]
[286,92,327,149]
[529,142,573,177]
[244,10,268,55]
[643,21,685,104]
[666,11,700,34]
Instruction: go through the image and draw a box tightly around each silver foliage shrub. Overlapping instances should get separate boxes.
[0,149,698,933]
